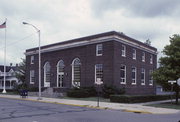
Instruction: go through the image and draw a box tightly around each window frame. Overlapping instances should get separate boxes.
[120,64,126,84]
[121,45,126,57]
[142,52,145,62]
[30,70,35,84]
[150,54,153,64]
[131,67,136,85]
[132,49,136,60]
[141,68,145,85]
[149,70,153,85]
[95,64,103,83]
[96,44,103,56]
[30,56,34,64]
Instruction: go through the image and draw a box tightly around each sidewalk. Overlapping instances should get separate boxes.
[0,94,179,114]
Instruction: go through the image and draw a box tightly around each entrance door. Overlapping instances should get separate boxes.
[58,72,64,87]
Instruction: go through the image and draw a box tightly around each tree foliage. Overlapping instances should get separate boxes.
[152,34,180,104]
[15,58,26,83]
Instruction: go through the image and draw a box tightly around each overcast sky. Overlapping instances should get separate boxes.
[0,0,180,66]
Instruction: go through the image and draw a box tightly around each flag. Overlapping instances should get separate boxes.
[0,21,6,29]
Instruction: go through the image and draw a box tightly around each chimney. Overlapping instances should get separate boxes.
[16,64,18,67]
[10,63,12,67]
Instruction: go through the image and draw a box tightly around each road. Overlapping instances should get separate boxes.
[0,97,179,122]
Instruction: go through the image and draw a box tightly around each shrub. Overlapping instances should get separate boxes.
[110,95,174,103]
[67,87,97,98]
[102,85,125,98]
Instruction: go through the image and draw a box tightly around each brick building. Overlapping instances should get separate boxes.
[25,31,157,95]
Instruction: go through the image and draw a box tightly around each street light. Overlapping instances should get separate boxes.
[23,22,42,100]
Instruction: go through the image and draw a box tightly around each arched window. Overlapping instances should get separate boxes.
[44,62,51,87]
[57,60,65,87]
[57,60,65,73]
[72,58,81,87]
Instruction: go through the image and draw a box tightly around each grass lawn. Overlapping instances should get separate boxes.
[61,96,110,102]
[146,102,180,110]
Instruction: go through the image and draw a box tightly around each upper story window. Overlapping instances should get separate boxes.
[120,64,126,84]
[150,55,153,64]
[149,70,153,85]
[132,49,136,60]
[131,67,136,85]
[96,44,103,56]
[121,45,126,57]
[142,52,145,62]
[95,64,103,83]
[141,68,145,85]
[31,56,34,64]
[30,70,35,84]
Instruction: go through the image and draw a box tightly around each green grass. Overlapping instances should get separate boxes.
[61,96,110,102]
[146,102,180,110]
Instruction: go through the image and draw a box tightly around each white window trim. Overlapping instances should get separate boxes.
[120,65,126,84]
[44,62,50,87]
[30,56,34,64]
[149,70,153,86]
[95,64,103,83]
[141,68,145,85]
[150,55,153,64]
[131,67,136,85]
[132,49,136,60]
[96,44,103,56]
[142,52,145,62]
[56,60,65,87]
[72,58,81,87]
[121,45,126,57]
[30,70,34,84]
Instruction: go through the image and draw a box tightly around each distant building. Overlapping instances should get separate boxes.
[0,64,19,89]
[25,31,157,95]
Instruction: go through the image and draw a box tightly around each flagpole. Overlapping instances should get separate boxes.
[2,19,7,93]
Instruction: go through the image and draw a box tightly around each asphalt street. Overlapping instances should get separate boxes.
[0,97,179,122]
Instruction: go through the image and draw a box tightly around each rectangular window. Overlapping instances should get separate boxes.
[141,68,145,85]
[121,45,126,57]
[96,44,103,56]
[120,65,126,84]
[30,70,35,84]
[149,70,153,85]
[131,67,136,85]
[132,49,136,60]
[31,56,34,64]
[150,55,153,64]
[95,64,103,83]
[142,52,145,62]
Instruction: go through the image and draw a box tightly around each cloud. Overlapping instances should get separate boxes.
[90,0,180,17]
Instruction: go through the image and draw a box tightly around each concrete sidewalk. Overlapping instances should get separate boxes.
[0,94,179,114]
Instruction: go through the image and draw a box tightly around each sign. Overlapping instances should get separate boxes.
[177,78,180,86]
[168,80,176,85]
[95,78,103,85]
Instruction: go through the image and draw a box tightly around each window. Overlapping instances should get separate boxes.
[121,45,126,57]
[132,49,136,60]
[30,70,35,84]
[31,56,34,64]
[72,58,81,87]
[149,70,153,85]
[57,60,65,72]
[96,44,103,56]
[44,62,51,83]
[120,65,126,84]
[131,67,136,84]
[95,64,103,83]
[141,68,145,85]
[142,52,145,62]
[150,55,153,64]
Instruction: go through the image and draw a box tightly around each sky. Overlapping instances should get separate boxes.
[0,0,180,66]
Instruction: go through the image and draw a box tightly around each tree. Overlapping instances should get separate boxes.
[15,58,27,89]
[153,34,180,104]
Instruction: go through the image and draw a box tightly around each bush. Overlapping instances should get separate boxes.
[102,85,125,98]
[67,87,97,98]
[110,95,174,103]
[13,83,28,92]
